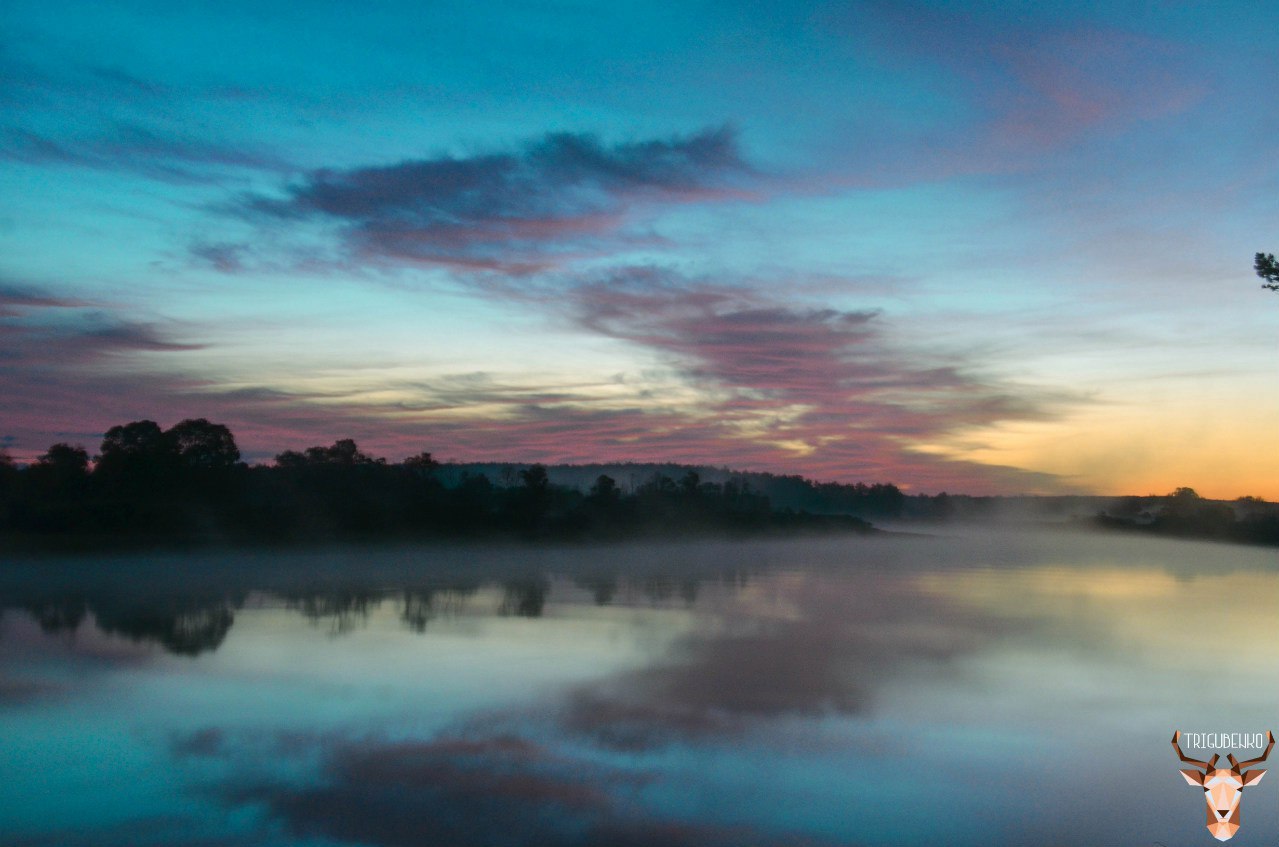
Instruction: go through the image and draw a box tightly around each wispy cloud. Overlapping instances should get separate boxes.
[0,309,200,367]
[86,65,171,98]
[0,284,88,316]
[0,283,210,455]
[816,1,1206,183]
[188,241,252,274]
[235,127,755,272]
[500,268,1071,490]
[0,270,1070,491]
[0,125,289,183]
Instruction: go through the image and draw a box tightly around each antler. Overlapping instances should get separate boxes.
[1229,731,1274,771]
[1173,731,1217,770]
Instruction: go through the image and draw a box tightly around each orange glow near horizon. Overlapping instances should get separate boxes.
[944,376,1279,500]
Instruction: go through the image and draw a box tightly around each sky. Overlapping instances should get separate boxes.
[1,0,1276,497]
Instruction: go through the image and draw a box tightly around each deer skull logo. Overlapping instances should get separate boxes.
[1173,730,1273,841]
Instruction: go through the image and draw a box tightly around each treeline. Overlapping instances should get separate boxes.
[0,419,874,547]
[1094,487,1279,545]
[439,463,907,518]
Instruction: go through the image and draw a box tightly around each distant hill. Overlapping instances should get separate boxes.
[437,462,1279,536]
[436,462,908,518]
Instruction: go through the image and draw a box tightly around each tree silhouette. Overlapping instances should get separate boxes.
[100,420,168,459]
[519,464,549,492]
[679,470,701,495]
[403,451,439,472]
[1257,252,1279,292]
[276,438,380,466]
[314,438,378,465]
[22,443,93,532]
[33,443,91,481]
[589,474,620,502]
[274,449,306,468]
[0,451,16,502]
[96,419,175,482]
[167,418,240,469]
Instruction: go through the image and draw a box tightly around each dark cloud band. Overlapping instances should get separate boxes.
[239,127,752,270]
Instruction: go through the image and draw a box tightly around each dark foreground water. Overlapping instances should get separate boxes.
[1,529,1276,847]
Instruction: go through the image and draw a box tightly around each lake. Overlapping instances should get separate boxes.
[1,529,1276,846]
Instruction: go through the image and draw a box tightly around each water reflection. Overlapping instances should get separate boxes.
[0,545,737,657]
[560,570,1030,752]
[10,592,239,655]
[400,586,477,632]
[226,733,821,847]
[0,532,1276,847]
[282,589,380,635]
[499,579,551,618]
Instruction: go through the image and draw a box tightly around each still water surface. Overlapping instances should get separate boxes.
[1,529,1276,847]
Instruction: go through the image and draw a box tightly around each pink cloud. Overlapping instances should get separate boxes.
[807,1,1207,187]
[2,274,1066,493]
[984,26,1206,151]
[221,730,845,847]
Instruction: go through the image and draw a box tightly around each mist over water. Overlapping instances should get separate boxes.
[1,529,1276,847]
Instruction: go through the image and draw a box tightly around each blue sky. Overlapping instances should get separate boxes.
[2,0,1276,495]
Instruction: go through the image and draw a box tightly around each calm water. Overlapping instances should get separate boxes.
[1,529,1276,847]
